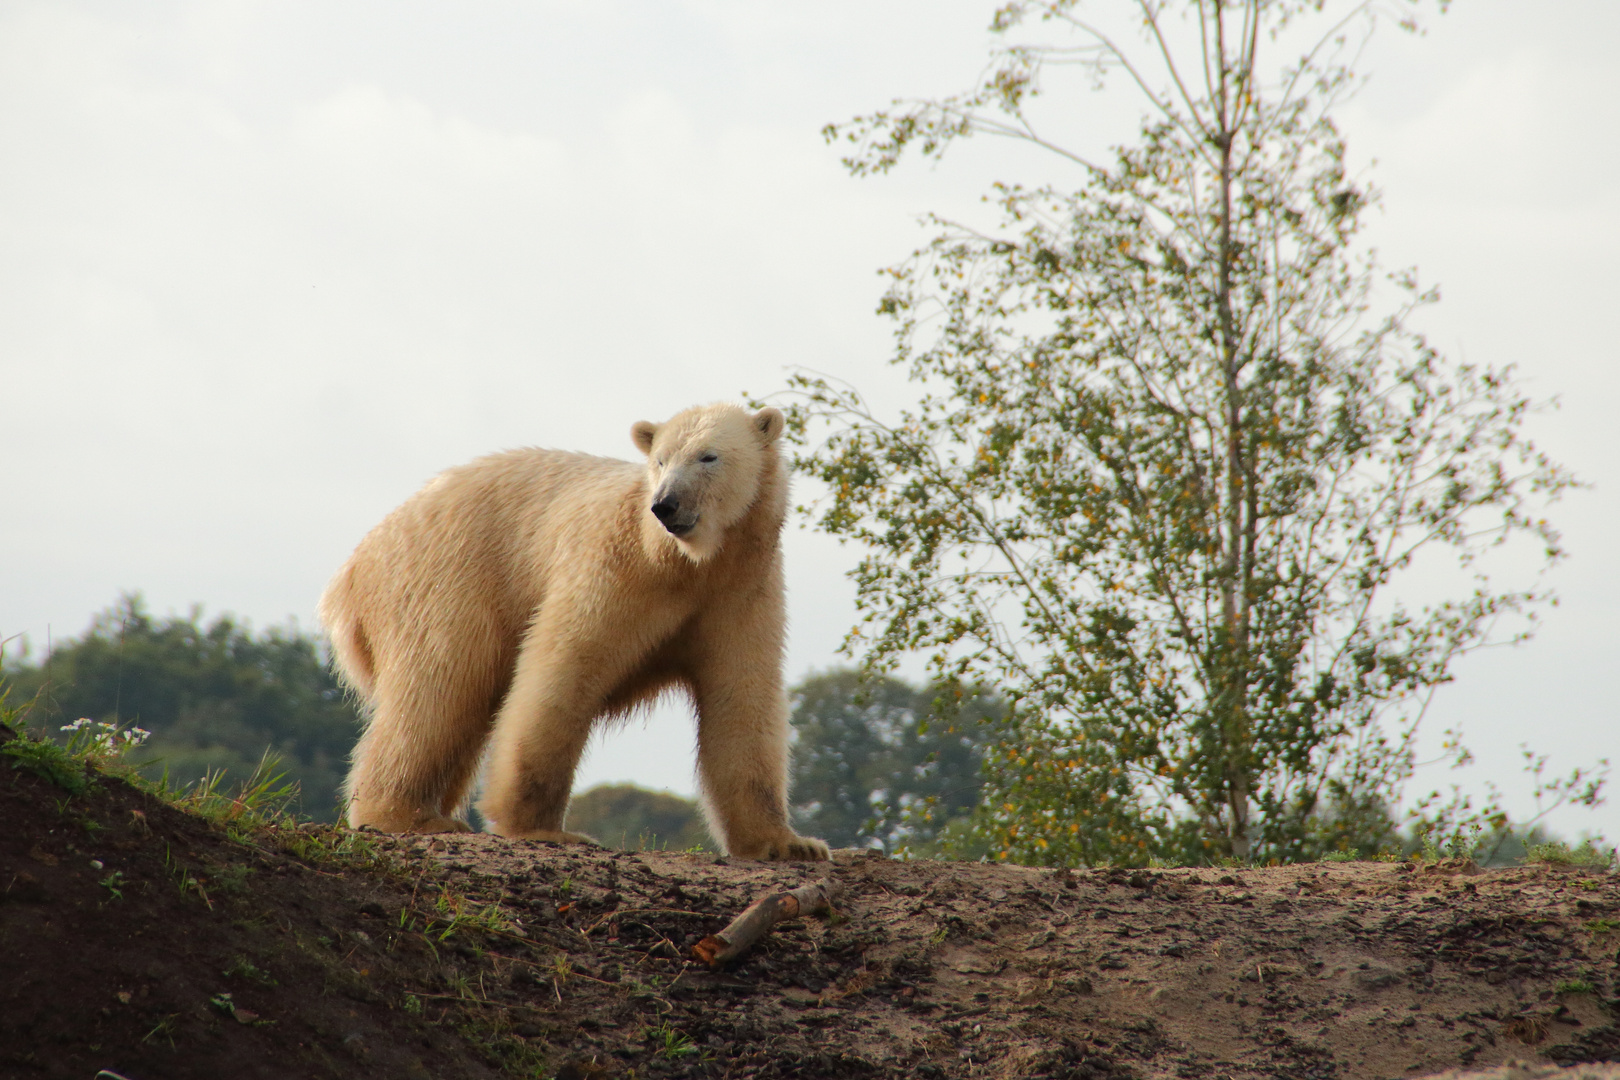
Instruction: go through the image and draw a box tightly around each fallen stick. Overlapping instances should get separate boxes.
[691,879,839,967]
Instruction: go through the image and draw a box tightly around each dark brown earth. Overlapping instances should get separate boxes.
[5,737,1620,1080]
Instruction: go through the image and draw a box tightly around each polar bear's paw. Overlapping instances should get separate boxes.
[350,809,472,835]
[736,832,831,862]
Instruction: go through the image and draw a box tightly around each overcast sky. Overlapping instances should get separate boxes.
[2,1,1615,841]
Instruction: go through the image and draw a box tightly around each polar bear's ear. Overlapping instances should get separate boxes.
[753,407,785,444]
[631,421,659,456]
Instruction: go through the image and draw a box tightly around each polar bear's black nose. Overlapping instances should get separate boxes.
[651,496,680,524]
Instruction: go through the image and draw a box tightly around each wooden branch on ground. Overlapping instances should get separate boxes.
[691,879,839,967]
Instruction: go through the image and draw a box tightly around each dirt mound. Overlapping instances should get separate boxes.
[0,746,510,1078]
[406,835,1620,1078]
[4,742,1619,1079]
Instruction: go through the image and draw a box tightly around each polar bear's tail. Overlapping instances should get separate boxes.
[318,568,376,704]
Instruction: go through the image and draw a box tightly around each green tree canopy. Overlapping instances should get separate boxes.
[785,0,1593,866]
[565,784,714,852]
[4,594,359,820]
[789,669,999,855]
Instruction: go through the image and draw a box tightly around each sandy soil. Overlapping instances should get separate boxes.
[4,737,1619,1079]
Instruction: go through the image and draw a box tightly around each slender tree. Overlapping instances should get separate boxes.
[784,0,1588,865]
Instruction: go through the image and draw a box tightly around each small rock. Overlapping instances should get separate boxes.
[1356,967,1400,990]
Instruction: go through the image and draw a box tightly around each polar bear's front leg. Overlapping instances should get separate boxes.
[693,691,829,861]
[690,610,830,863]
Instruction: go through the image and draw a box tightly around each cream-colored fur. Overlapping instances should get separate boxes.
[318,403,829,862]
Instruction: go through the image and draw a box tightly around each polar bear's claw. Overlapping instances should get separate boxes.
[745,834,831,862]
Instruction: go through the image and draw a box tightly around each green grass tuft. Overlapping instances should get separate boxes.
[1,731,90,793]
[1525,841,1616,869]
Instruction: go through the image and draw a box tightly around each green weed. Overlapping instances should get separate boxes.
[1556,978,1597,996]
[459,1013,553,1080]
[149,751,299,829]
[430,892,517,942]
[1,732,88,793]
[273,823,403,876]
[1,707,160,796]
[0,676,148,794]
[141,1014,180,1047]
[98,870,126,900]
[1525,841,1616,869]
[162,844,212,908]
[206,990,271,1025]
[223,957,277,986]
[646,1020,700,1059]
[213,864,253,895]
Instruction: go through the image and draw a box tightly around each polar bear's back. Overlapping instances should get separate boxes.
[319,447,644,700]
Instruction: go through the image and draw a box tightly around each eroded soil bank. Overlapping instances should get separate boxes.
[403,833,1620,1079]
[4,748,1619,1079]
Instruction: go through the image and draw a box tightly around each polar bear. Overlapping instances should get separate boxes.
[319,403,829,862]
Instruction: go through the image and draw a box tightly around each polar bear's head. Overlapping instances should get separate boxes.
[631,403,786,562]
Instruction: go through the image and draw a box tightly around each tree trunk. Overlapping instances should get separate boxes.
[1212,1,1251,862]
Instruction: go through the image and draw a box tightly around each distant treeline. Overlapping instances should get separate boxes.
[0,595,1577,865]
[3,595,357,820]
[0,595,999,854]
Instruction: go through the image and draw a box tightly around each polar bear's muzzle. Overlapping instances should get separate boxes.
[651,492,699,537]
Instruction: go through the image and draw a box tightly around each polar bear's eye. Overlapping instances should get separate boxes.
[700,452,718,464]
